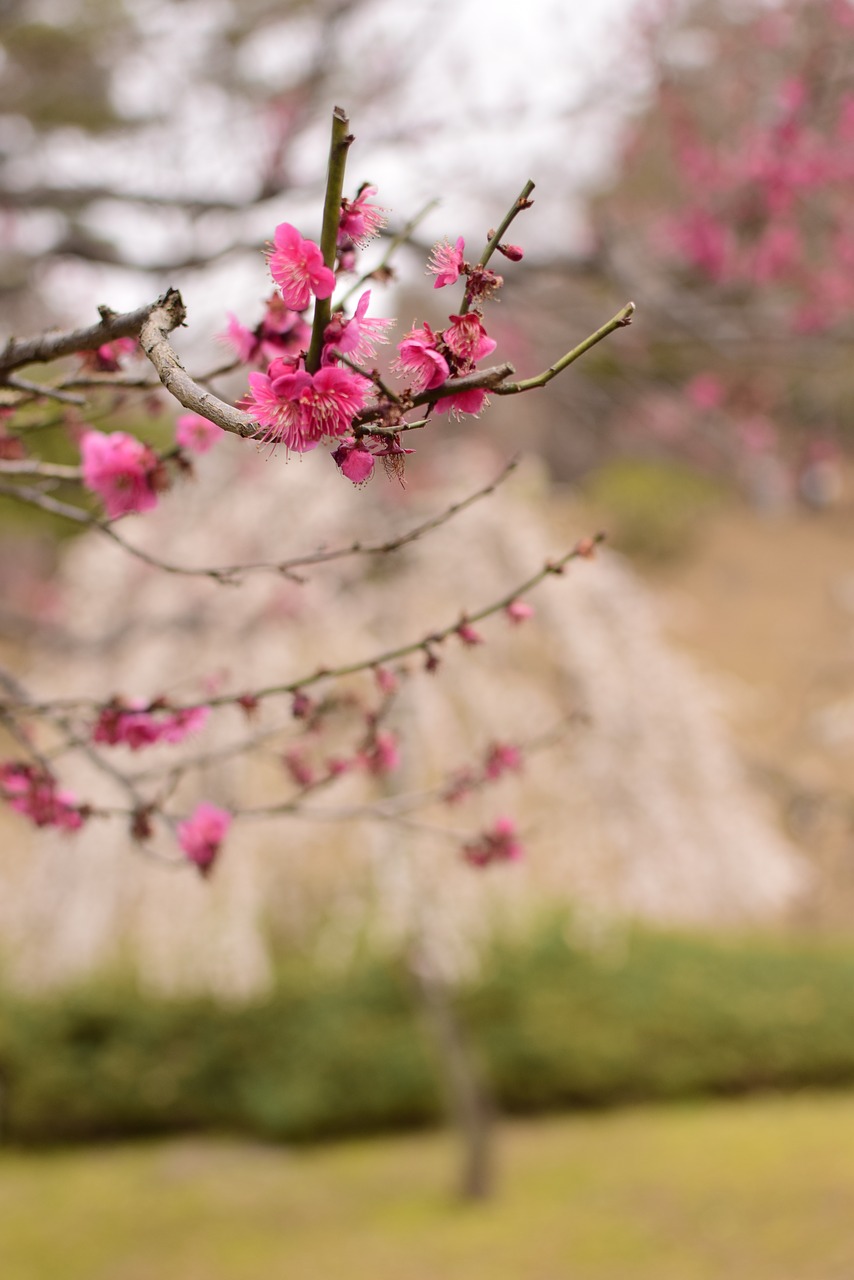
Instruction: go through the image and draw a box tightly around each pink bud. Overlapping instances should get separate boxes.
[456,621,484,647]
[505,600,534,625]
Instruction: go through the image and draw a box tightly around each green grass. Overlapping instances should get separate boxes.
[1,1094,854,1279]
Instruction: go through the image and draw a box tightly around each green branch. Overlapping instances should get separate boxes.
[306,106,354,373]
[495,302,635,394]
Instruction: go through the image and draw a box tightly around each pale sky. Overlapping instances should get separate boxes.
[23,0,651,323]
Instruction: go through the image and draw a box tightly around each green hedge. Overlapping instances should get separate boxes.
[3,925,854,1145]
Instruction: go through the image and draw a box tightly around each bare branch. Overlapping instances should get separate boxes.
[138,290,259,439]
[0,300,159,377]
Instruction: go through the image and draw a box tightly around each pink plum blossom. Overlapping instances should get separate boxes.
[323,291,393,364]
[268,223,335,312]
[394,324,450,393]
[177,802,232,876]
[331,438,376,485]
[433,386,489,418]
[245,364,371,451]
[221,313,257,364]
[427,237,466,288]
[80,429,160,519]
[442,314,497,368]
[339,185,387,246]
[176,413,220,454]
[220,296,313,366]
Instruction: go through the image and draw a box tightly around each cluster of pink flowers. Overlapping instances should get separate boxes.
[394,240,506,419]
[657,3,854,332]
[233,179,521,481]
[462,816,523,868]
[92,700,210,751]
[0,761,88,832]
[80,429,163,520]
[244,360,373,453]
[177,802,232,876]
[237,203,393,462]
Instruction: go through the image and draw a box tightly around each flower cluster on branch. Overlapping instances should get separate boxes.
[0,107,632,876]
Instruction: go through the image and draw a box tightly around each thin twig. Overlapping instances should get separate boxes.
[495,302,636,394]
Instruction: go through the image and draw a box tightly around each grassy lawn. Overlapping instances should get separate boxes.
[1,1093,854,1279]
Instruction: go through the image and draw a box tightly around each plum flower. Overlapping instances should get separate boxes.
[244,370,316,452]
[339,185,387,247]
[442,314,497,368]
[220,296,312,366]
[268,223,335,311]
[428,236,466,288]
[221,313,257,364]
[80,429,160,519]
[245,364,371,452]
[433,387,489,419]
[331,438,376,485]
[177,802,231,876]
[394,324,449,393]
[323,291,393,364]
[176,413,220,455]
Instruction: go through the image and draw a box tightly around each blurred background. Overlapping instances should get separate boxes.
[2,0,854,1276]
